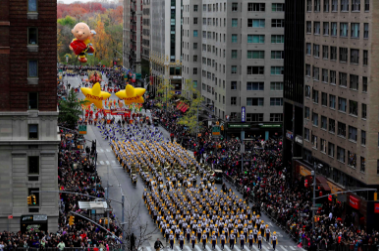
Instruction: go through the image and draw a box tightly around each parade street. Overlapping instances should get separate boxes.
[62,75,303,251]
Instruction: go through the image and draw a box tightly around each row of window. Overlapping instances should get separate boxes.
[306,45,368,66]
[304,130,365,171]
[305,91,367,118]
[190,3,285,13]
[201,82,283,91]
[306,21,369,39]
[306,0,370,13]
[243,113,283,122]
[229,97,283,106]
[305,67,368,91]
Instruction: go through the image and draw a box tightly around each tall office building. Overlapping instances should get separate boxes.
[142,0,150,61]
[149,0,183,96]
[123,0,142,73]
[0,0,59,231]
[181,0,285,137]
[284,0,379,229]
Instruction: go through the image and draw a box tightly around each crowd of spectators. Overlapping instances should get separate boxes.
[151,103,379,251]
[0,130,123,251]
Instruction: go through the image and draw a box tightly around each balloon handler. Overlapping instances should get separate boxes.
[69,22,96,63]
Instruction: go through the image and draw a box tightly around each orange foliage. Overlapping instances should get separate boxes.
[57,2,106,19]
[108,6,123,25]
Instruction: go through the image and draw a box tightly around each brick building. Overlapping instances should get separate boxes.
[0,0,60,232]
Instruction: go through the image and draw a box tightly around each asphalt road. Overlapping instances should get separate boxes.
[61,74,303,251]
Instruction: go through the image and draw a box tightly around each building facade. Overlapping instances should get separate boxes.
[142,0,150,61]
[181,0,285,137]
[149,0,183,97]
[284,0,379,230]
[123,0,142,73]
[0,0,60,231]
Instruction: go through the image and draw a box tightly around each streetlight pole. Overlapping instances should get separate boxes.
[312,170,315,231]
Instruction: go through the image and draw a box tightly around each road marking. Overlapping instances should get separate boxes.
[100,161,105,165]
[206,245,212,251]
[289,247,296,250]
[99,148,104,153]
[112,160,116,164]
[279,245,288,251]
[145,247,152,251]
[253,245,259,251]
[234,245,241,251]
[97,162,100,165]
[262,245,270,251]
[106,148,111,152]
[268,222,273,226]
[175,246,181,251]
[184,246,192,251]
[105,160,110,165]
[224,246,231,251]
[195,245,202,251]
[216,245,222,251]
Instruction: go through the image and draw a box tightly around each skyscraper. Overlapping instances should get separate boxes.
[0,0,59,231]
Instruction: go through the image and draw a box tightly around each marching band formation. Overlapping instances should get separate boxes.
[97,115,278,250]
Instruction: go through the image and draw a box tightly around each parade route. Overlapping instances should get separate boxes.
[62,74,302,250]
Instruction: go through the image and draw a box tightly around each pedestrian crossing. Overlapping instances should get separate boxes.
[96,159,117,166]
[138,242,305,251]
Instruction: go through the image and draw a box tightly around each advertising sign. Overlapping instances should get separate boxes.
[241,106,246,122]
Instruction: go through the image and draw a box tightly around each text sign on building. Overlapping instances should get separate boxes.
[241,106,246,122]
[78,125,87,135]
[227,123,251,129]
[212,126,221,137]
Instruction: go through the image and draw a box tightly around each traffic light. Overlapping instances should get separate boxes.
[68,216,75,226]
[27,196,32,205]
[31,195,37,205]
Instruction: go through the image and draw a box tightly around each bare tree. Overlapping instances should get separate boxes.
[116,202,158,251]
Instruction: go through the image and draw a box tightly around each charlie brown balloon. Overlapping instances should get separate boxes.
[69,22,96,63]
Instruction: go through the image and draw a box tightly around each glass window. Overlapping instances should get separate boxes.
[231,66,237,74]
[331,46,337,60]
[271,19,285,28]
[312,89,319,103]
[194,5,198,11]
[247,66,264,75]
[248,19,265,28]
[231,81,237,90]
[271,51,284,59]
[248,3,266,11]
[351,23,360,38]
[312,113,319,126]
[361,157,366,172]
[246,98,264,106]
[348,126,358,141]
[348,151,357,167]
[28,28,38,45]
[332,0,338,11]
[271,35,284,43]
[305,85,311,97]
[341,0,349,11]
[330,70,336,85]
[247,35,265,43]
[270,98,283,106]
[329,94,336,109]
[314,22,320,34]
[28,0,37,11]
[328,142,335,157]
[350,49,359,64]
[322,69,328,83]
[337,146,345,163]
[338,122,346,137]
[232,3,238,11]
[307,0,312,11]
[323,22,329,35]
[321,92,328,106]
[28,93,38,110]
[231,34,238,43]
[339,72,347,87]
[362,103,367,119]
[329,118,335,133]
[231,50,238,58]
[313,44,320,57]
[29,124,38,139]
[338,97,347,112]
[28,60,38,77]
[313,66,319,81]
[324,0,330,12]
[350,74,359,90]
[247,82,264,91]
[247,51,265,59]
[231,97,237,105]
[231,19,238,27]
[270,66,283,75]
[246,113,264,122]
[272,3,284,12]
[28,156,39,174]
[270,82,283,90]
[270,113,283,122]
[305,107,310,119]
[331,22,337,36]
[364,23,369,39]
[352,0,360,11]
[304,128,310,141]
[314,0,321,11]
[364,0,369,11]
[321,116,327,129]
[340,23,348,37]
[306,43,312,55]
[363,50,368,65]
[193,30,198,37]
[320,138,326,153]
[362,77,367,92]
[306,64,311,76]
[361,130,366,145]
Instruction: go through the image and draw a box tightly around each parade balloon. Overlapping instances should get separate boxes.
[81,82,111,109]
[69,22,96,63]
[115,84,146,105]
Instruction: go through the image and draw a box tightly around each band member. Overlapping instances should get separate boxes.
[220,231,226,250]
[211,231,217,250]
[265,225,270,242]
[253,226,258,244]
[248,230,254,248]
[169,231,175,250]
[191,232,197,249]
[257,232,262,250]
[272,232,278,251]
[202,230,208,250]
[179,232,185,250]
[240,231,245,250]
[229,230,235,250]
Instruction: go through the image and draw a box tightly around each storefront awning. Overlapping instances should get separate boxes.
[299,165,312,177]
[316,175,331,192]
[327,181,344,195]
